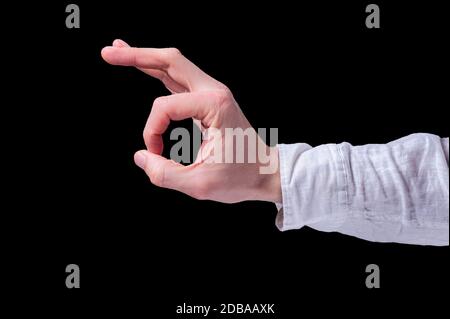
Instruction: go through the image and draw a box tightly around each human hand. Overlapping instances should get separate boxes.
[101,40,281,203]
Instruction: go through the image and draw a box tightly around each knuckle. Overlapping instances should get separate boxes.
[218,83,230,91]
[142,129,148,142]
[165,47,182,59]
[153,96,168,109]
[143,97,167,140]
[213,88,233,107]
[148,164,165,187]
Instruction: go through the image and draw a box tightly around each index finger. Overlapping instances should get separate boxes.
[143,91,221,154]
[101,46,221,91]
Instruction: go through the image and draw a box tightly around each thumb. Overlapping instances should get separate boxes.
[134,150,193,192]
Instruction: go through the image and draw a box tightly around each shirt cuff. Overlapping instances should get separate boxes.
[274,142,348,231]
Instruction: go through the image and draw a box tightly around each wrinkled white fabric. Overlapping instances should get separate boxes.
[276,133,449,246]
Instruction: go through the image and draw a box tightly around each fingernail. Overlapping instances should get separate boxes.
[134,151,147,169]
[118,39,129,47]
[113,39,125,47]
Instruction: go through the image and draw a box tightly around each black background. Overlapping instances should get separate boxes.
[6,0,448,317]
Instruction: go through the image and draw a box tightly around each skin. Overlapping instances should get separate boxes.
[101,40,282,203]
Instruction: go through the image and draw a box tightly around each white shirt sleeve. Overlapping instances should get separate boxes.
[275,133,449,246]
